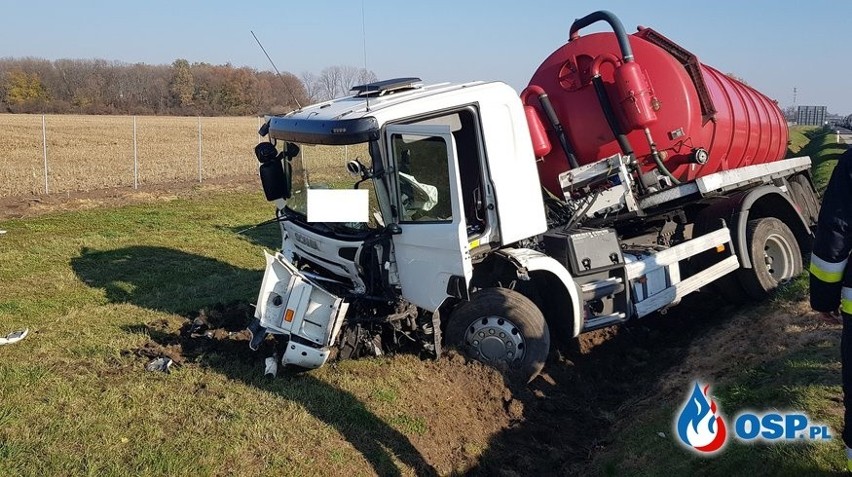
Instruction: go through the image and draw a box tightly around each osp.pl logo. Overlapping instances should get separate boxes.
[676,382,727,454]
[675,381,833,455]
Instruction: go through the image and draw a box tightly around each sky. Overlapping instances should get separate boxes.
[2,0,850,114]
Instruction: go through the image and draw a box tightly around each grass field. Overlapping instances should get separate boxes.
[0,114,261,197]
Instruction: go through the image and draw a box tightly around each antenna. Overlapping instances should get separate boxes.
[361,0,370,111]
[251,30,302,110]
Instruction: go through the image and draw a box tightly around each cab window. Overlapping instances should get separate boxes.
[390,134,453,222]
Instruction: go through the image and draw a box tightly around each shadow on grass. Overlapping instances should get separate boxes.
[71,246,262,315]
[71,246,437,477]
[804,141,850,154]
[804,127,832,140]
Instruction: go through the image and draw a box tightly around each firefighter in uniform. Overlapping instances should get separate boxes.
[809,148,852,469]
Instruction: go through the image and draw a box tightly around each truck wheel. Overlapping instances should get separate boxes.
[445,287,550,383]
[789,175,819,223]
[788,181,811,221]
[738,217,802,300]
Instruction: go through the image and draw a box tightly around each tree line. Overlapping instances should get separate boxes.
[0,57,377,116]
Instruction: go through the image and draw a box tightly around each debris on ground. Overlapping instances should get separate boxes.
[145,357,174,373]
[188,315,210,338]
[264,354,279,377]
[0,328,28,346]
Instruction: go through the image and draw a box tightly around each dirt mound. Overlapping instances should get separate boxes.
[386,353,518,474]
[126,302,257,367]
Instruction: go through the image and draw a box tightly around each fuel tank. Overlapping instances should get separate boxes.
[525,20,788,196]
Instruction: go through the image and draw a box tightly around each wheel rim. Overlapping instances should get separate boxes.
[465,315,525,364]
[763,233,795,282]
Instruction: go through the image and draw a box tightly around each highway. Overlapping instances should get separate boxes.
[834,126,852,144]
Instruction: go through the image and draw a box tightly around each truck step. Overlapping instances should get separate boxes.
[582,312,628,332]
[580,277,625,301]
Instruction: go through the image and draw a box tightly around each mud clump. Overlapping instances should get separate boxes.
[132,340,186,365]
[127,302,259,367]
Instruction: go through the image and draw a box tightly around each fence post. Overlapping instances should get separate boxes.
[42,114,49,194]
[197,116,203,183]
[133,116,139,189]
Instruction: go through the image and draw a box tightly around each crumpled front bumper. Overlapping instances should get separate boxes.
[249,251,348,369]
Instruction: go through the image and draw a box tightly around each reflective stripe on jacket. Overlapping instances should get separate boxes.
[843,287,852,316]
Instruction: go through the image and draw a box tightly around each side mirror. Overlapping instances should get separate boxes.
[346,160,365,178]
[259,160,291,201]
[347,158,374,190]
[284,142,300,159]
[255,141,292,201]
[254,141,280,163]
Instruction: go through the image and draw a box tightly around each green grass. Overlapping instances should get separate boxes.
[786,126,815,156]
[0,189,500,476]
[797,128,849,192]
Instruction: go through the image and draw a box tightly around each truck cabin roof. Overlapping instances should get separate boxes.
[265,78,487,145]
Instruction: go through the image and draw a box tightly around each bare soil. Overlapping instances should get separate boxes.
[0,174,260,220]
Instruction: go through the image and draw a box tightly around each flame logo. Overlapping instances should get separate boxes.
[676,382,727,453]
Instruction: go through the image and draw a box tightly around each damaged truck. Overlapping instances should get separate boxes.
[246,10,819,382]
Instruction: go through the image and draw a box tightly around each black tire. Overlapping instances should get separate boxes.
[445,288,550,383]
[789,175,820,223]
[788,181,809,220]
[738,217,803,300]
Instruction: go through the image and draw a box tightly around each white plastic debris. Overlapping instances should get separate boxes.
[264,354,279,377]
[145,357,174,373]
[0,230,7,235]
[657,432,667,439]
[0,328,28,346]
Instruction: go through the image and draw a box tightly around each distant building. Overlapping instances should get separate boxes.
[797,106,827,126]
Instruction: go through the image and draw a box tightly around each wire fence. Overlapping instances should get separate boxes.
[0,114,263,197]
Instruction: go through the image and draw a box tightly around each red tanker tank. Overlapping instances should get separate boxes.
[523,11,788,197]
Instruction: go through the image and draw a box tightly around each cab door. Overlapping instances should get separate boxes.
[384,124,472,312]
